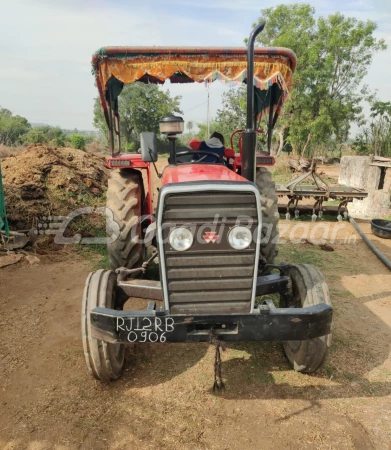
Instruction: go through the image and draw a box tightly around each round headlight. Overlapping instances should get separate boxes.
[228,226,252,250]
[169,227,193,251]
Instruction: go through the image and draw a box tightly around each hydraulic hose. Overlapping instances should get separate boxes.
[349,216,391,271]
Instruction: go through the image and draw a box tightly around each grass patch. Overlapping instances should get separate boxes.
[272,173,292,185]
[343,373,359,382]
[324,198,340,206]
[69,218,109,270]
[256,292,280,307]
[76,242,109,269]
[145,259,160,280]
[277,241,347,269]
[279,246,325,266]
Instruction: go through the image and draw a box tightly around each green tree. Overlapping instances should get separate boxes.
[215,86,246,146]
[215,87,277,153]
[69,134,86,150]
[195,121,219,142]
[353,100,391,156]
[93,100,109,143]
[93,82,182,151]
[186,120,194,135]
[251,4,387,156]
[0,108,31,145]
[22,126,67,147]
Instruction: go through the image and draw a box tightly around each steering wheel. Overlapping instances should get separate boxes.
[175,150,223,164]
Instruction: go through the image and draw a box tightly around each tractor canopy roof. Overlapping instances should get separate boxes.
[92,46,297,121]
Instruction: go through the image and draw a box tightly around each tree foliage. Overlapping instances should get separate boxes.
[251,4,387,155]
[22,126,68,147]
[0,107,31,145]
[215,86,246,146]
[194,121,219,142]
[186,120,195,135]
[215,86,279,152]
[69,134,86,151]
[353,100,391,156]
[93,82,182,152]
[0,107,98,150]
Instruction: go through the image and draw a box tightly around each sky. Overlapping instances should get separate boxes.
[0,0,390,135]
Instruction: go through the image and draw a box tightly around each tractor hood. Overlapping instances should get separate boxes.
[161,164,246,186]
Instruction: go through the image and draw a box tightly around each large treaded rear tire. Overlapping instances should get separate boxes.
[283,264,332,373]
[82,269,125,381]
[255,167,279,265]
[106,169,144,270]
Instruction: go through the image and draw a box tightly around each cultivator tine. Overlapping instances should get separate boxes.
[337,199,349,221]
[286,196,303,220]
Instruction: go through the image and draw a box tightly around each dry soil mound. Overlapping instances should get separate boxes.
[2,145,109,228]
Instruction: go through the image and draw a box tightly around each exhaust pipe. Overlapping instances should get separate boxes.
[242,22,265,183]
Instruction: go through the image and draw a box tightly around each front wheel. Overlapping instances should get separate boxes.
[283,264,332,373]
[82,269,125,381]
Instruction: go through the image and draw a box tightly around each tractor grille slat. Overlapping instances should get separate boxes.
[167,266,253,279]
[168,278,253,291]
[164,206,257,221]
[165,194,256,206]
[169,290,253,303]
[162,191,258,314]
[166,253,254,267]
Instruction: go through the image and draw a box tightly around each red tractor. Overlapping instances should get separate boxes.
[82,24,332,383]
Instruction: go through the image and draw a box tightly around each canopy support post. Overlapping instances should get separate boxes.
[242,21,265,183]
[108,91,121,157]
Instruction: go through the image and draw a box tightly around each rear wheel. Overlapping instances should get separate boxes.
[82,269,125,381]
[106,169,144,270]
[255,167,279,266]
[283,264,332,373]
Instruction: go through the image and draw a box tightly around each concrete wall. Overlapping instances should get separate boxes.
[338,156,380,190]
[338,156,391,218]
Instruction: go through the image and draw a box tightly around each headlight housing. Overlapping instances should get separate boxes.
[169,227,193,251]
[228,226,252,250]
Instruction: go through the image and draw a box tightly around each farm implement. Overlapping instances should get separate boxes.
[275,162,368,220]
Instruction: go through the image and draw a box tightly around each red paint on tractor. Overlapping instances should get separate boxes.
[106,153,148,169]
[161,164,247,185]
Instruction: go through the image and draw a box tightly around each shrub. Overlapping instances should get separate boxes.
[69,134,86,150]
[22,126,67,147]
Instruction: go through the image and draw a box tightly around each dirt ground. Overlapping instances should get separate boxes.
[1,218,391,450]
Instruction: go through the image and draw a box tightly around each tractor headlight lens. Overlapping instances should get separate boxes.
[228,226,252,250]
[169,227,193,251]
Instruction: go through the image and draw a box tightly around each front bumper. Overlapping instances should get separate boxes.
[90,302,333,344]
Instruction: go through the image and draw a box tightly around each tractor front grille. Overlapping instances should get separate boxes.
[161,191,259,314]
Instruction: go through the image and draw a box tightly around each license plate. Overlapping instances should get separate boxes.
[116,316,175,343]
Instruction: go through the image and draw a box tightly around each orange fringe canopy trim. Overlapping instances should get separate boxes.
[92,47,297,96]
